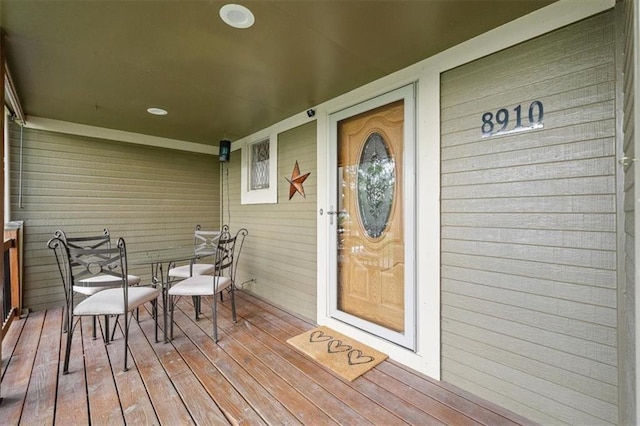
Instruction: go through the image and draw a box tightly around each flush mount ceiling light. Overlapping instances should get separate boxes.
[220,4,255,29]
[147,107,168,116]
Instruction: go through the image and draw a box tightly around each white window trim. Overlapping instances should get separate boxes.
[248,137,271,190]
[241,130,278,204]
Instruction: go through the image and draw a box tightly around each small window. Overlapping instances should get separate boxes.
[241,133,278,204]
[250,139,270,190]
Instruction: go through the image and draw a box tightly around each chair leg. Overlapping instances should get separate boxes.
[110,315,120,341]
[92,316,97,340]
[105,315,110,343]
[63,306,69,334]
[153,299,159,343]
[62,293,71,333]
[212,294,218,343]
[230,286,237,323]
[192,296,199,320]
[170,296,175,341]
[63,318,77,374]
[123,313,130,372]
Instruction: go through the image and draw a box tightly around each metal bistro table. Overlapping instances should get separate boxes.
[129,246,208,342]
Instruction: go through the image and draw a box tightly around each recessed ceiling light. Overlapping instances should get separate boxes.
[147,107,168,116]
[220,4,255,29]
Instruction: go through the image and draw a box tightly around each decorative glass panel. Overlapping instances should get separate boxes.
[250,139,270,190]
[357,132,395,239]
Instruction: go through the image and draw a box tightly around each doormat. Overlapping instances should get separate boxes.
[287,326,388,381]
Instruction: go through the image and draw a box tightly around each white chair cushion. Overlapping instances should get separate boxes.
[168,275,231,297]
[73,274,142,296]
[168,264,215,278]
[78,274,142,286]
[72,285,105,296]
[73,286,159,316]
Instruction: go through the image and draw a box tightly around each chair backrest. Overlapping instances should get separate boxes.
[47,236,129,307]
[51,229,114,295]
[230,228,248,283]
[47,236,73,306]
[193,224,224,257]
[54,228,111,251]
[214,228,248,283]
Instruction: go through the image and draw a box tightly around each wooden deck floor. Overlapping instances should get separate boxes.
[1,291,534,425]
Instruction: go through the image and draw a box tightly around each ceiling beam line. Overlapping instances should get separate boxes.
[23,116,217,155]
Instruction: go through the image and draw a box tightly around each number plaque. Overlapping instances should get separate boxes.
[481,101,544,138]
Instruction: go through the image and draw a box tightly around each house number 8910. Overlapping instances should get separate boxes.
[481,100,544,137]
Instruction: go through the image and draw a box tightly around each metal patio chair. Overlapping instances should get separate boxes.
[168,224,227,279]
[47,236,159,373]
[53,229,142,339]
[168,227,248,342]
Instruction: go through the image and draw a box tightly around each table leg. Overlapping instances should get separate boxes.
[151,262,170,343]
[160,263,169,343]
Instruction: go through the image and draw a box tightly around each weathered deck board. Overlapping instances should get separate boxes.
[1,314,25,379]
[232,292,447,425]
[230,294,410,425]
[214,304,372,425]
[54,314,89,425]
[138,308,252,425]
[1,310,45,425]
[0,291,535,426]
[107,320,159,425]
[177,298,368,425]
[125,312,195,425]
[20,309,61,425]
[83,317,125,425]
[172,304,300,425]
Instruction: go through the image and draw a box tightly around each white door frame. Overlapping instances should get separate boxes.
[328,84,417,350]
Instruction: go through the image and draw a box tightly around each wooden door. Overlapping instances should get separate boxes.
[336,99,405,332]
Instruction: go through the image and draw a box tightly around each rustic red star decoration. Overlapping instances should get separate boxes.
[286,161,311,200]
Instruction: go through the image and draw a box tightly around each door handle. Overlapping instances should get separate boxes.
[326,206,338,225]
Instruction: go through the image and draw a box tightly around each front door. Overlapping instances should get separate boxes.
[329,85,415,349]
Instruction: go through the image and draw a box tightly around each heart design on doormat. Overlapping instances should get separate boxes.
[327,339,352,353]
[348,349,375,365]
[309,330,332,343]
[288,326,388,381]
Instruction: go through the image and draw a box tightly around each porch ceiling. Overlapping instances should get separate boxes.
[1,0,554,147]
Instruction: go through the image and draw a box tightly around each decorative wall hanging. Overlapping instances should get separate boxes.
[286,161,311,200]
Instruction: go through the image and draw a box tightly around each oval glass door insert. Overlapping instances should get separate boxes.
[357,132,395,238]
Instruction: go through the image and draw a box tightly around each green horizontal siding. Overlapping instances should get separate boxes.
[8,124,219,311]
[440,11,618,425]
[229,121,317,320]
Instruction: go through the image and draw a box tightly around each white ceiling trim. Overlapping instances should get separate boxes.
[4,63,25,125]
[24,116,216,155]
[231,109,316,151]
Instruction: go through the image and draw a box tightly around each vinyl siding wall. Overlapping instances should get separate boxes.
[440,12,618,425]
[8,123,219,312]
[227,121,317,320]
[619,0,637,423]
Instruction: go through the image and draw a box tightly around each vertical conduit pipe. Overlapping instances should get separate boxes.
[18,123,23,208]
